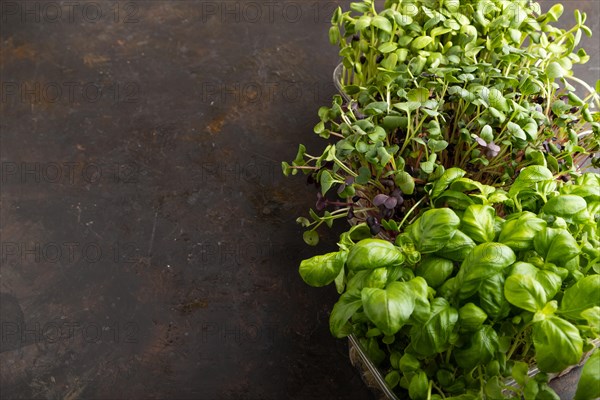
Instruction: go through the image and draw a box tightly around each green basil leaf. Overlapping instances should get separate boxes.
[362,281,416,335]
[435,230,476,262]
[431,168,467,199]
[533,316,583,373]
[299,251,347,287]
[433,190,475,210]
[347,239,404,271]
[408,208,461,253]
[408,277,431,324]
[329,289,363,338]
[479,273,511,320]
[454,325,498,370]
[365,267,389,289]
[416,256,454,289]
[410,298,458,356]
[499,212,546,251]
[505,274,547,312]
[560,275,600,320]
[533,227,580,267]
[574,349,600,400]
[458,303,488,332]
[456,243,516,299]
[535,270,562,300]
[399,353,421,375]
[508,166,554,198]
[542,195,590,223]
[346,270,370,291]
[409,371,429,400]
[461,204,496,243]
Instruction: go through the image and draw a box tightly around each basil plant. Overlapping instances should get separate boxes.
[297,166,599,399]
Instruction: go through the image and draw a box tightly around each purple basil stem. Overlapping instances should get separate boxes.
[316,192,327,211]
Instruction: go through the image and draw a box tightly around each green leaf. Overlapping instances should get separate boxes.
[507,122,527,141]
[399,353,420,374]
[547,4,564,21]
[409,371,429,400]
[499,212,547,251]
[394,171,415,195]
[408,208,461,253]
[364,102,389,116]
[508,166,554,198]
[546,62,565,79]
[372,15,393,33]
[412,36,434,50]
[479,273,511,320]
[362,281,416,336]
[458,303,488,332]
[334,265,345,294]
[303,230,319,246]
[281,161,292,177]
[299,251,346,287]
[428,139,449,152]
[505,274,547,312]
[542,195,590,223]
[378,42,398,53]
[487,88,509,112]
[355,15,372,31]
[407,88,430,103]
[431,168,466,199]
[560,275,600,320]
[454,325,498,370]
[533,227,580,268]
[511,361,529,387]
[347,239,404,271]
[356,166,371,185]
[394,101,421,113]
[420,160,435,174]
[314,120,325,134]
[574,349,600,400]
[433,190,475,210]
[416,256,454,289]
[410,298,458,356]
[385,371,401,389]
[460,204,496,243]
[456,243,516,299]
[436,230,476,262]
[329,289,363,338]
[533,316,583,373]
[320,170,335,195]
[367,126,387,143]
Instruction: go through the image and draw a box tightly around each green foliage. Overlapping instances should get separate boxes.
[302,171,600,399]
[283,0,600,398]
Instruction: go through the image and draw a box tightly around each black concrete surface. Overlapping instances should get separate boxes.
[0,1,598,399]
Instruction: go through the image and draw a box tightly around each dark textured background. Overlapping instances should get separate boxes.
[0,1,598,399]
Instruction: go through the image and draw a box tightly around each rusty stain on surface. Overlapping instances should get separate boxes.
[83,54,110,66]
[1,38,36,61]
[206,115,225,134]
